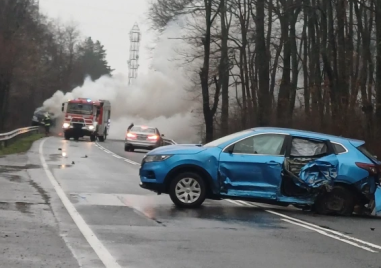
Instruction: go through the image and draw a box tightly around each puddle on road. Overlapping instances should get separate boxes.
[0,201,34,214]
[71,193,286,229]
[69,144,79,147]
[161,205,287,229]
[0,174,22,183]
[15,202,31,213]
[0,164,41,173]
[48,153,62,161]
[50,164,72,169]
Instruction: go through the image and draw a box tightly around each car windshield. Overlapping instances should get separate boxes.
[67,103,93,115]
[203,130,252,147]
[131,126,156,134]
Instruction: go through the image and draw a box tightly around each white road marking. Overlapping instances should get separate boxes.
[243,201,381,251]
[95,142,140,166]
[225,199,381,253]
[225,199,245,207]
[39,138,122,268]
[94,142,381,254]
[281,219,377,253]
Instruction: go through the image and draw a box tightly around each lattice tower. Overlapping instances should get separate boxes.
[127,22,141,85]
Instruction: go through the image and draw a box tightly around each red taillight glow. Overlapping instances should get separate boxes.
[355,162,379,175]
[127,133,136,138]
[148,135,158,140]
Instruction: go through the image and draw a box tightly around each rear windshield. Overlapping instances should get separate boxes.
[130,126,156,134]
[357,145,378,162]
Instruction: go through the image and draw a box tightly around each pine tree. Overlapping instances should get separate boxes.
[77,37,112,81]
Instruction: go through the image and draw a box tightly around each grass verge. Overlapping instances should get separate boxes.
[0,133,44,156]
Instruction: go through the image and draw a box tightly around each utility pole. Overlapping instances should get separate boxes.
[127,22,141,85]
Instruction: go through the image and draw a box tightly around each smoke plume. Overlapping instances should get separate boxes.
[39,20,200,143]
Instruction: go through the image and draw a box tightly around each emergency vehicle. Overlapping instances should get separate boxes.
[61,98,111,142]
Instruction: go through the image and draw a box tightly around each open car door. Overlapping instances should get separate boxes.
[279,136,338,199]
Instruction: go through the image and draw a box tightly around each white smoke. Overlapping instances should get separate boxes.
[40,19,201,143]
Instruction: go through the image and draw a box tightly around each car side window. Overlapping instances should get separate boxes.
[233,134,286,155]
[290,138,328,157]
[332,143,346,154]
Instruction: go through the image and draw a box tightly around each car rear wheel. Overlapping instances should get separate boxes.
[315,185,355,216]
[64,133,70,140]
[169,172,206,208]
[124,145,134,152]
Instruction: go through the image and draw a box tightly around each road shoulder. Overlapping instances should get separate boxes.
[0,138,93,268]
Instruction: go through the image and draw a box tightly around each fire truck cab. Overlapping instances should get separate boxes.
[61,98,111,142]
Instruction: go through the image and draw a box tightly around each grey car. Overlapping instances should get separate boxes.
[124,125,164,152]
[31,109,55,127]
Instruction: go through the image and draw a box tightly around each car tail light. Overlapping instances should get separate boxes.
[355,162,379,176]
[148,135,158,140]
[127,133,136,139]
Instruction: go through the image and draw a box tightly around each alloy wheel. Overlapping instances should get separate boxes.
[175,177,201,204]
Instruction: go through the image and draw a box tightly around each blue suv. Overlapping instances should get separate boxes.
[139,127,381,216]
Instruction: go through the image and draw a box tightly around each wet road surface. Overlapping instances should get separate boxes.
[3,137,380,268]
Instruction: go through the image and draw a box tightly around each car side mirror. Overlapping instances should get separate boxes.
[161,134,164,137]
[61,103,64,112]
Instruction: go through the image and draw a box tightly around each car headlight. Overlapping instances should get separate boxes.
[144,155,172,163]
[63,122,70,129]
[88,125,94,130]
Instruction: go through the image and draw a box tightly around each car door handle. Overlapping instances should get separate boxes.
[266,161,280,165]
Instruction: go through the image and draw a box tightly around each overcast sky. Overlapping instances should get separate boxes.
[39,0,151,74]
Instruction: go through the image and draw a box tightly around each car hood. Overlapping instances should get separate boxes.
[149,144,207,155]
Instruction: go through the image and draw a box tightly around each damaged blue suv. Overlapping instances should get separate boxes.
[139,127,381,216]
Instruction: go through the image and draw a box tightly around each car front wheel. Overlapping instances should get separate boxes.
[169,172,206,208]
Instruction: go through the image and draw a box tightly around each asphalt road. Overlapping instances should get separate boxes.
[1,137,381,268]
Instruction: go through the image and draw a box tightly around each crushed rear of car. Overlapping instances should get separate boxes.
[278,138,381,216]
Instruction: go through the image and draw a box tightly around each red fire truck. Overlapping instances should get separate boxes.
[61,98,111,142]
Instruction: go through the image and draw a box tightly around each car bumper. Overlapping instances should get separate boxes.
[64,128,94,136]
[125,140,160,149]
[372,186,381,216]
[139,160,172,193]
[139,182,165,193]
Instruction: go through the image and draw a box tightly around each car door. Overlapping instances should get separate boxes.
[155,128,164,146]
[218,133,287,200]
[285,136,338,189]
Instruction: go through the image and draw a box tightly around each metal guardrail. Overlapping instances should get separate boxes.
[0,126,41,149]
[163,138,177,145]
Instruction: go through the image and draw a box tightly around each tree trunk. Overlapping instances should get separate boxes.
[336,0,349,133]
[276,6,291,126]
[375,0,381,134]
[219,0,229,136]
[255,0,270,126]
